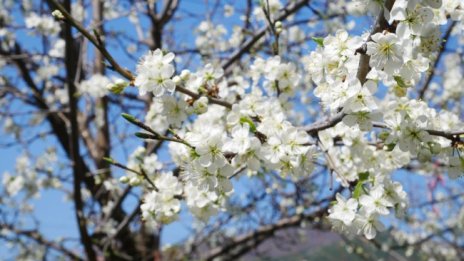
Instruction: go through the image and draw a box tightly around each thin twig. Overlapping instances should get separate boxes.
[418,21,457,99]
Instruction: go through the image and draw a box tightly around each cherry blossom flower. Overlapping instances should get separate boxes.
[134,49,176,96]
[366,32,403,74]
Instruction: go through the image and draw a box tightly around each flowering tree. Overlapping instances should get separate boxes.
[1,0,464,260]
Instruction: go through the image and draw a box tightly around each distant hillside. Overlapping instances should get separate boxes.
[243,229,411,261]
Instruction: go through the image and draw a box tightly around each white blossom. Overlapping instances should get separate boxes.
[135,49,176,96]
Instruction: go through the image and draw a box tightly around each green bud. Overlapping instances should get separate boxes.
[107,81,129,94]
[135,132,157,139]
[102,157,114,164]
[121,113,136,123]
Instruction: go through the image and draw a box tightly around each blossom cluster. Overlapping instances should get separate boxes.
[134,49,176,96]
[126,45,318,222]
[2,150,61,200]
[25,12,60,35]
[320,0,464,239]
[124,0,464,236]
[4,0,464,246]
[140,172,183,226]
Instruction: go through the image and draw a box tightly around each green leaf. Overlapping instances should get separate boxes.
[385,143,396,151]
[312,37,324,47]
[240,116,257,132]
[393,76,409,88]
[358,172,369,182]
[353,182,364,199]
[189,148,200,159]
[353,172,369,199]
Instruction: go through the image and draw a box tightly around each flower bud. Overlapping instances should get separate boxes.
[129,177,142,186]
[180,70,191,80]
[275,21,283,33]
[193,96,208,114]
[52,10,64,19]
[119,176,129,184]
[173,75,182,85]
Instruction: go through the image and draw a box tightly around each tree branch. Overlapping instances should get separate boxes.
[202,193,337,260]
[61,0,96,259]
[221,0,311,70]
[47,0,134,81]
[356,0,395,84]
[372,121,464,140]
[302,1,396,136]
[418,21,456,99]
[0,224,83,261]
